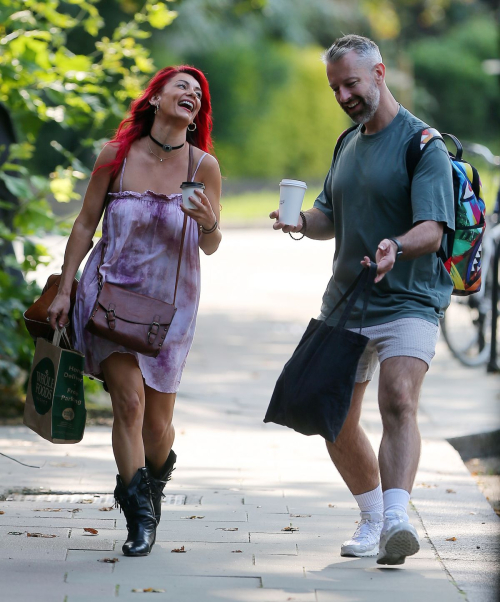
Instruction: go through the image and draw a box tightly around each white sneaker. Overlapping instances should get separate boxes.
[340,511,384,557]
[377,511,420,565]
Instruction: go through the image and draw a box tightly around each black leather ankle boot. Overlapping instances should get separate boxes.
[114,467,157,556]
[146,449,177,524]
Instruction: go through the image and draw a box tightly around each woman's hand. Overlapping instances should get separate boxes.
[47,293,72,330]
[180,189,217,230]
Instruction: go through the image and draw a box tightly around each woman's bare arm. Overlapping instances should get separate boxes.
[181,153,222,255]
[47,144,118,328]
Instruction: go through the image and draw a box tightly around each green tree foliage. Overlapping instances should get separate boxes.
[363,0,492,42]
[160,0,362,51]
[204,43,349,180]
[152,0,497,180]
[408,16,499,146]
[163,39,348,180]
[0,0,176,394]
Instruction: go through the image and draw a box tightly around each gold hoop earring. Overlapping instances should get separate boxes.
[187,122,197,132]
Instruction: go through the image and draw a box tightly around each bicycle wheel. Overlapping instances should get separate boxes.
[441,295,492,367]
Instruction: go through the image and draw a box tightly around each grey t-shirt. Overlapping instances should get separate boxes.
[314,105,454,328]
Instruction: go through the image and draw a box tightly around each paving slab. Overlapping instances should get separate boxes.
[0,582,116,600]
[1,228,499,601]
[315,589,463,602]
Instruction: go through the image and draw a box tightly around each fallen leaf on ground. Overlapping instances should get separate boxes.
[181,516,204,519]
[290,514,311,518]
[0,511,4,515]
[416,483,438,488]
[99,506,114,512]
[171,546,186,553]
[8,531,23,535]
[77,499,94,504]
[232,550,243,553]
[70,508,81,513]
[446,537,457,541]
[282,526,299,532]
[446,489,456,494]
[27,532,57,538]
[132,588,166,593]
[84,528,98,535]
[98,558,119,563]
[216,527,238,531]
[469,512,477,515]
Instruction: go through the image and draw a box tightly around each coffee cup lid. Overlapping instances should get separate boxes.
[279,179,307,189]
[180,181,205,189]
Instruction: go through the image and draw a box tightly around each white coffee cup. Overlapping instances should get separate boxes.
[278,179,307,226]
[180,181,205,209]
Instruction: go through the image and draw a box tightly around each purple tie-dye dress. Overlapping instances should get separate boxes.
[72,153,207,393]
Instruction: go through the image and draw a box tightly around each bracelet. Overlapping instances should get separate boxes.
[201,219,218,234]
[289,211,307,241]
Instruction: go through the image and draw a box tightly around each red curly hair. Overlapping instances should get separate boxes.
[98,65,213,179]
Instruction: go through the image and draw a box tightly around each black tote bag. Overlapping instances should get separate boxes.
[264,262,377,443]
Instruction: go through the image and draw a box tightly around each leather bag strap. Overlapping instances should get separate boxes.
[187,143,194,181]
[173,215,188,304]
[173,144,193,304]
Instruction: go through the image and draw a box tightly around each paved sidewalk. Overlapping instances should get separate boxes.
[1,228,499,601]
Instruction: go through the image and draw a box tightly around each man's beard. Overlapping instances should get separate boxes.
[342,83,380,125]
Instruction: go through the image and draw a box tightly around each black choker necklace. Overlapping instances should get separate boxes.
[149,133,184,152]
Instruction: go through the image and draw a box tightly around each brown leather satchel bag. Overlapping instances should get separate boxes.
[85,217,187,358]
[23,274,79,348]
[84,146,194,358]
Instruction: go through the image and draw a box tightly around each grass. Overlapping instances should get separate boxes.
[220,164,499,224]
[220,189,321,223]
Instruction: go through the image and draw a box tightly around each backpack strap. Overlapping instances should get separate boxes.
[406,127,458,264]
[406,127,444,183]
[333,125,359,165]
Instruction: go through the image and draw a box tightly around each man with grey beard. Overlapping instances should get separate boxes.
[270,34,454,565]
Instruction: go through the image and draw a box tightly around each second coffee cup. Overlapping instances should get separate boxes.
[180,181,205,209]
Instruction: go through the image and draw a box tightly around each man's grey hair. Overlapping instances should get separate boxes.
[322,34,382,68]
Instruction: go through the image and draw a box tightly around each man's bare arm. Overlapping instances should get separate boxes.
[361,220,444,283]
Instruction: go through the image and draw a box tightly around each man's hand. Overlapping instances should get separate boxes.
[269,209,303,234]
[361,239,396,283]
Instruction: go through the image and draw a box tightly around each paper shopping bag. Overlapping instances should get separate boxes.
[24,330,86,444]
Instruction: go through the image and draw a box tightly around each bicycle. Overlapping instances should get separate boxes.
[440,142,500,367]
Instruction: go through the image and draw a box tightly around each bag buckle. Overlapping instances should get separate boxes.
[148,320,160,344]
[106,306,116,330]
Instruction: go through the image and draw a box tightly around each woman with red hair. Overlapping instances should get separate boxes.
[47,66,221,556]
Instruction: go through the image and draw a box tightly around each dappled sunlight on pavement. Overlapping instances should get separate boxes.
[1,229,498,601]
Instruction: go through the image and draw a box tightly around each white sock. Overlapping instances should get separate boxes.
[354,484,384,516]
[383,488,410,519]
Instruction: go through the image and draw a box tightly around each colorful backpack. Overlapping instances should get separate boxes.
[407,129,486,296]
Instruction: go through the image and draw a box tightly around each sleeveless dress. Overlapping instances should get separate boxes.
[72,151,207,393]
